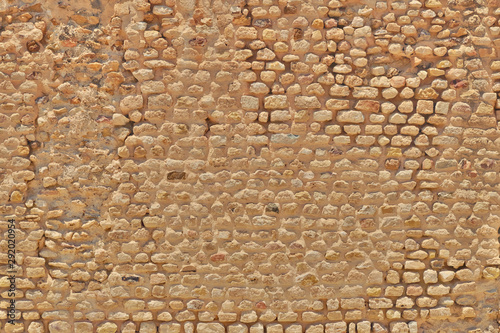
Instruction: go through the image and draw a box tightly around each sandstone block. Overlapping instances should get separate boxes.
[120,95,144,113]
[264,95,289,109]
[325,322,347,333]
[295,96,321,108]
[197,323,226,333]
[353,87,378,99]
[337,111,364,123]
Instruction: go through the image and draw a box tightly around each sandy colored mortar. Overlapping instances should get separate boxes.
[1,0,500,332]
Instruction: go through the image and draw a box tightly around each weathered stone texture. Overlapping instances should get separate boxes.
[1,0,500,332]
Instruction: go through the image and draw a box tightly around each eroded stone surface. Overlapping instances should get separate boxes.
[1,0,500,332]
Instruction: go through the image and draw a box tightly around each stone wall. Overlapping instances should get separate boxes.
[1,0,500,332]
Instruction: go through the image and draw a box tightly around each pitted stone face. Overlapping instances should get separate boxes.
[2,0,500,332]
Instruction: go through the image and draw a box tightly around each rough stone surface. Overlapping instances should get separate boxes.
[1,0,500,332]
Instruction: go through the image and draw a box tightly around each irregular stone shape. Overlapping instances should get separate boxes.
[28,322,45,333]
[295,96,321,108]
[27,40,40,52]
[264,95,289,109]
[228,323,249,333]
[197,323,225,333]
[139,322,157,333]
[141,81,166,94]
[252,215,277,227]
[241,96,259,111]
[96,323,118,333]
[160,323,181,333]
[415,87,439,99]
[48,322,71,333]
[148,94,173,109]
[325,322,347,333]
[270,134,299,144]
[446,68,468,80]
[333,64,352,74]
[74,323,93,333]
[370,76,391,87]
[271,111,291,121]
[340,298,365,309]
[313,110,332,121]
[429,307,452,319]
[236,27,258,39]
[450,102,472,115]
[120,95,144,112]
[253,19,272,28]
[369,298,393,309]
[329,85,350,97]
[353,87,379,99]
[167,171,186,180]
[415,46,433,57]
[326,99,350,110]
[355,100,380,112]
[133,69,154,81]
[295,273,319,286]
[153,5,174,16]
[337,110,364,123]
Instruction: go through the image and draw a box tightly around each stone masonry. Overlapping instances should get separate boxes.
[1,0,500,332]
